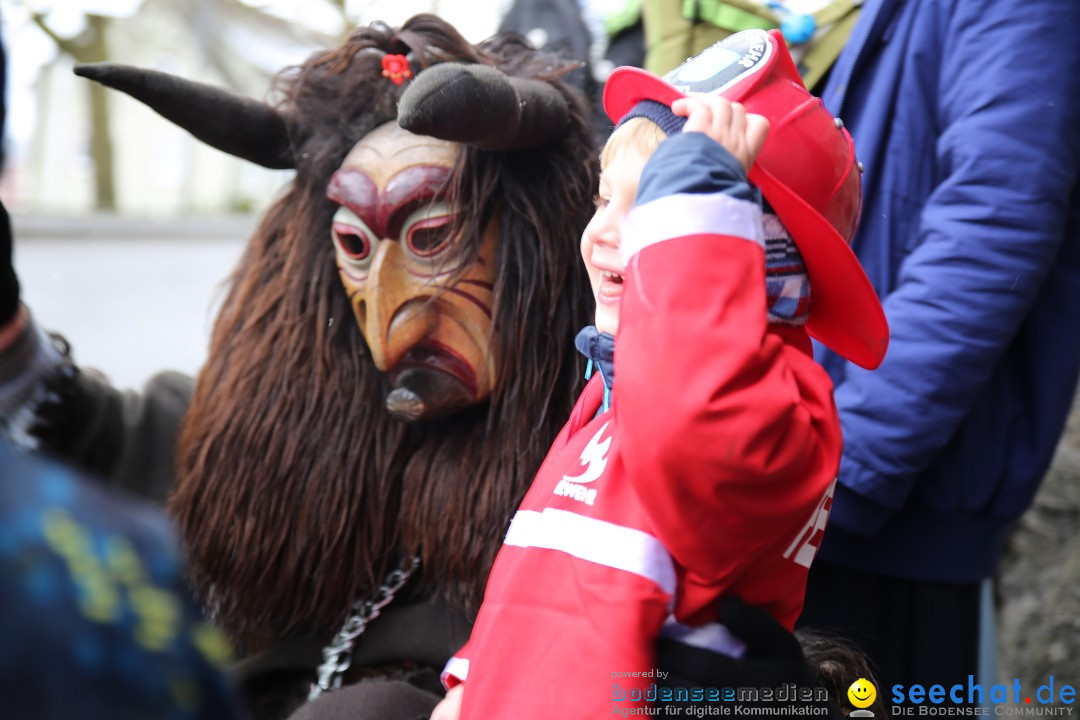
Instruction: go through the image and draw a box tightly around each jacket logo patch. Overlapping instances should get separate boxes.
[554,422,611,506]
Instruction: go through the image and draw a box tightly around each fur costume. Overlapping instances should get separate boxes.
[41,14,597,718]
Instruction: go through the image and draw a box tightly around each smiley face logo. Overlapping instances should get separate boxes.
[847,678,877,709]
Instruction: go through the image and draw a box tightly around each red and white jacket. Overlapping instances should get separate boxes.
[445,136,842,719]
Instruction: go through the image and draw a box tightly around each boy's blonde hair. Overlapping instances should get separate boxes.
[600,117,667,170]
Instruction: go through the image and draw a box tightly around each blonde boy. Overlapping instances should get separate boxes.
[433,29,887,720]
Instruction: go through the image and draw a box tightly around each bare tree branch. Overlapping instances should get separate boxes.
[30,13,74,54]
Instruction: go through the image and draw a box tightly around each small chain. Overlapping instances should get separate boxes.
[308,555,420,701]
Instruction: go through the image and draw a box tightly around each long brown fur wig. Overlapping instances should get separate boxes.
[169,15,597,651]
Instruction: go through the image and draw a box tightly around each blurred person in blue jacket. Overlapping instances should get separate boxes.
[799,0,1080,692]
[0,436,243,720]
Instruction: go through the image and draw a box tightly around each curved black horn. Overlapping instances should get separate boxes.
[74,63,295,170]
[398,63,571,151]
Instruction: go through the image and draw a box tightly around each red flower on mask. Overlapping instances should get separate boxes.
[382,54,413,85]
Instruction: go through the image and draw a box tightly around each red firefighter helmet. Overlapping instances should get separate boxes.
[603,28,888,370]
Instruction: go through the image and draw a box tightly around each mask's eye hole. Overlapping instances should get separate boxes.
[406,220,450,257]
[402,203,455,258]
[335,226,371,260]
[331,206,378,266]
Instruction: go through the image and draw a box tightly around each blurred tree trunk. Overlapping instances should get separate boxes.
[32,13,116,210]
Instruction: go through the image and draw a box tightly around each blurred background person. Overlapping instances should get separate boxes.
[0,435,241,719]
[796,0,1080,695]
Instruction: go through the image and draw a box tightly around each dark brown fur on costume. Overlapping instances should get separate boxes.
[170,15,597,652]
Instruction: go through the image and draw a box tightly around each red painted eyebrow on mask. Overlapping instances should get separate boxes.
[327,165,452,240]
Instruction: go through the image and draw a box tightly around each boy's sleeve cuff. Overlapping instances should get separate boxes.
[636,132,757,205]
[441,655,469,690]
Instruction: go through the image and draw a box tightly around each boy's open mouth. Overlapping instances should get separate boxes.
[601,270,624,285]
[597,270,624,306]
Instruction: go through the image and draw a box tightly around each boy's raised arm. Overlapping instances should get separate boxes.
[613,108,841,590]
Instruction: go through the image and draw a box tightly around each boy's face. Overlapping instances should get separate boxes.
[581,147,649,336]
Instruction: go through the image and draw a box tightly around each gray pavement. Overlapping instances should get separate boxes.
[12,213,253,390]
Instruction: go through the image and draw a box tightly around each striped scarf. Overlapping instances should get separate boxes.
[764,212,811,325]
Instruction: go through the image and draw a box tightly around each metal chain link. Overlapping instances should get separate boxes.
[307,555,420,701]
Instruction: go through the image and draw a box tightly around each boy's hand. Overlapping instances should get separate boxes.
[672,96,770,174]
[656,597,841,719]
[657,596,812,694]
[429,684,464,720]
